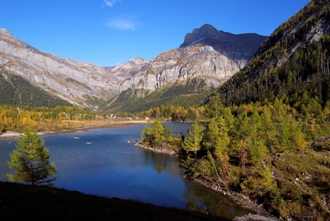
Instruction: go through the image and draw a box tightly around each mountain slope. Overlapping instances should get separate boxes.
[0,28,125,108]
[110,25,266,112]
[119,45,240,93]
[110,78,211,113]
[118,24,266,94]
[217,0,330,107]
[0,66,70,107]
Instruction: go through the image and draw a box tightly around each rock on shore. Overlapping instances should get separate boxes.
[134,141,178,156]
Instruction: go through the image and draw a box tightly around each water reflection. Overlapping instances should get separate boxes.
[0,123,251,219]
[183,180,248,218]
[144,150,181,174]
[153,154,167,174]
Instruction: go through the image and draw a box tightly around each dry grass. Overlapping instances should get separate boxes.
[270,149,330,219]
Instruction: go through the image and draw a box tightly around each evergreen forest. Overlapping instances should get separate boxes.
[108,78,211,113]
[0,66,70,107]
[140,96,330,219]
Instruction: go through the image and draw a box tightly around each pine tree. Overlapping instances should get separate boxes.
[260,106,278,153]
[140,120,166,147]
[204,93,223,119]
[202,118,219,152]
[150,120,165,147]
[7,125,56,186]
[183,121,204,156]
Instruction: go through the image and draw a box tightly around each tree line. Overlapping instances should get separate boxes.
[109,78,211,113]
[118,104,205,122]
[0,105,99,133]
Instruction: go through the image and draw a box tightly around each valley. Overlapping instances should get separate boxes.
[1,0,330,220]
[0,25,266,110]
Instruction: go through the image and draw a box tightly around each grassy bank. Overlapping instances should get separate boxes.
[0,182,227,221]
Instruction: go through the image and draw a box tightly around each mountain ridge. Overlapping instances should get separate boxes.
[113,24,267,112]
[0,25,266,110]
[0,28,123,108]
[180,24,267,68]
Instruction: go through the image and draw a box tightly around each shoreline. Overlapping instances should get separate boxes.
[135,141,279,221]
[0,120,151,140]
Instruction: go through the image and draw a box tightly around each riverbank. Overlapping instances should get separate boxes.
[0,119,151,140]
[187,173,278,220]
[135,141,279,221]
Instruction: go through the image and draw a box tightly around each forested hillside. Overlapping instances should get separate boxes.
[110,78,211,113]
[218,0,330,108]
[0,66,70,107]
[221,34,330,111]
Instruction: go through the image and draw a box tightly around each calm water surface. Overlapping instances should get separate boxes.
[0,122,250,219]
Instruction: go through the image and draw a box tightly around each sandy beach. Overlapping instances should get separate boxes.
[0,131,51,140]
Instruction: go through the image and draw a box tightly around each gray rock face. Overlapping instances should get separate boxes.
[180,24,267,69]
[118,25,266,95]
[0,29,130,108]
[106,57,149,79]
[119,45,240,93]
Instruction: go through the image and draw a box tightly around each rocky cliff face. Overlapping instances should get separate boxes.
[105,57,149,79]
[180,24,267,69]
[0,28,133,108]
[119,45,239,93]
[119,24,267,94]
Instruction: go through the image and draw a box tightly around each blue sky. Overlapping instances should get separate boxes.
[1,0,310,67]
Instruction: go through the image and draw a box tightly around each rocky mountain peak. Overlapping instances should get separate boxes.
[0,28,12,37]
[179,24,267,69]
[129,57,149,65]
[180,24,221,47]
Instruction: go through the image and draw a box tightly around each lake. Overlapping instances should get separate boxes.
[0,122,250,219]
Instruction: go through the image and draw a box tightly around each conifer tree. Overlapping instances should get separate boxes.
[202,118,219,152]
[183,121,204,155]
[150,120,165,147]
[140,120,165,147]
[260,106,278,153]
[7,125,56,186]
[204,93,223,119]
[246,108,267,165]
